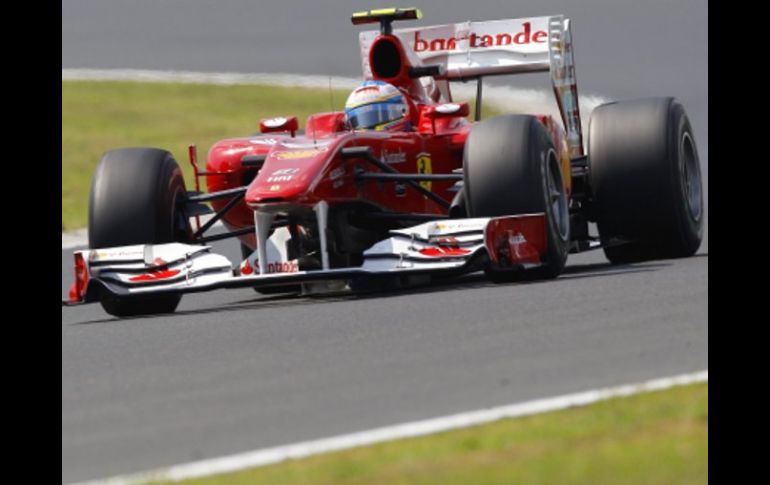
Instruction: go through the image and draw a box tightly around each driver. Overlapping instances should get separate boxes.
[344,80,411,131]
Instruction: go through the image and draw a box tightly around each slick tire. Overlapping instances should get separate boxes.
[463,115,570,282]
[588,98,704,264]
[89,147,190,317]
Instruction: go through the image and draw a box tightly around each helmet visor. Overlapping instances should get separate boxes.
[347,103,406,130]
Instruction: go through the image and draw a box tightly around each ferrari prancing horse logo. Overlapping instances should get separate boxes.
[416,152,432,192]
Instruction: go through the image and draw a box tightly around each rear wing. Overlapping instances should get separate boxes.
[359,15,584,157]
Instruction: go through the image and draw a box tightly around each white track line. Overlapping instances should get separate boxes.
[61,68,610,248]
[73,370,707,485]
[62,229,89,250]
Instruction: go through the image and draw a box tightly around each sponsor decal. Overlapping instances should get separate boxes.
[420,236,470,257]
[240,259,300,275]
[329,166,345,180]
[431,220,484,234]
[240,259,254,275]
[266,261,299,273]
[129,268,181,282]
[267,167,299,183]
[250,138,278,145]
[329,166,346,189]
[282,140,332,149]
[90,249,142,260]
[416,152,432,191]
[382,149,406,164]
[127,257,179,282]
[270,185,281,191]
[508,233,527,245]
[346,84,400,109]
[354,85,380,95]
[429,236,459,246]
[505,231,540,264]
[272,148,326,160]
[273,168,299,175]
[419,247,471,257]
[413,22,546,53]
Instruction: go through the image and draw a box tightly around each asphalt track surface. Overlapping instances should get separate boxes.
[62,1,708,482]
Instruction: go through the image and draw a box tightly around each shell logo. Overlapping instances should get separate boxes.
[273,149,324,160]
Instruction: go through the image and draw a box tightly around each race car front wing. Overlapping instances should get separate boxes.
[64,213,547,306]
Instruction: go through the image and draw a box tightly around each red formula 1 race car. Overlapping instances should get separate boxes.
[64,8,703,317]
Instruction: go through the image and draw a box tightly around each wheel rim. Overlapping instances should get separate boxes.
[546,151,569,241]
[681,132,702,222]
[170,182,192,243]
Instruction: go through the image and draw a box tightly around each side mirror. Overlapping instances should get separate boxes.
[260,116,299,137]
[423,103,470,133]
[424,103,470,119]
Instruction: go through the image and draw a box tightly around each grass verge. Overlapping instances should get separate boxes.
[62,81,353,230]
[62,80,497,231]
[155,382,707,485]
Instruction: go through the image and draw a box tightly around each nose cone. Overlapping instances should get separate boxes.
[245,144,331,204]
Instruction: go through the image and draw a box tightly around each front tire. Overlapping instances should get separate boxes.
[463,115,570,281]
[588,98,703,263]
[89,147,190,316]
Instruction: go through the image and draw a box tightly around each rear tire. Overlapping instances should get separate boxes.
[588,98,703,264]
[89,148,189,316]
[463,115,570,281]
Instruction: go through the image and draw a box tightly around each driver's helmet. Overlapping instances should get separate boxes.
[344,80,411,131]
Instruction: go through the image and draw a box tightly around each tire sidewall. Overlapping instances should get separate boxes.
[89,148,189,248]
[464,115,569,278]
[668,103,704,254]
[88,147,188,316]
[588,98,704,261]
[538,144,570,276]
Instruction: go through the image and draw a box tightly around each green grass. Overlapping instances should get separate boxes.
[155,383,707,485]
[62,80,498,231]
[62,81,355,230]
